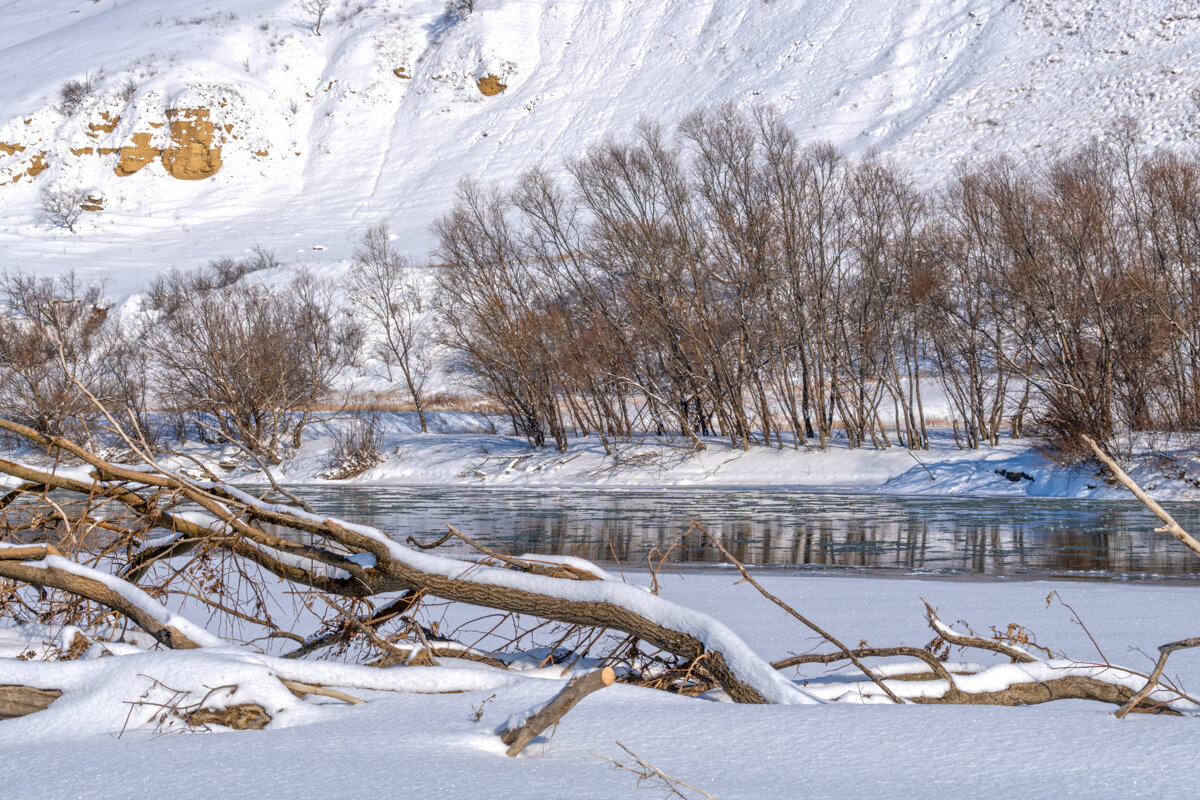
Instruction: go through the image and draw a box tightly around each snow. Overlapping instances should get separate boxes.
[4,2,1200,795]
[149,411,1200,501]
[0,0,1198,294]
[513,553,621,582]
[1,572,1198,798]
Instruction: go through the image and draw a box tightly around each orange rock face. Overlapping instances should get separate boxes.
[160,107,222,180]
[114,132,158,176]
[477,74,507,96]
[109,107,224,180]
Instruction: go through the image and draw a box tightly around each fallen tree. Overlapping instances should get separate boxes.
[0,415,1197,739]
[0,415,810,705]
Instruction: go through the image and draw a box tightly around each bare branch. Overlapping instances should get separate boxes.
[1082,434,1200,559]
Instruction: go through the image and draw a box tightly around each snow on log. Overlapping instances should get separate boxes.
[0,544,220,649]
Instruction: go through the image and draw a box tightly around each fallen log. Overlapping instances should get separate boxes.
[910,674,1178,714]
[0,685,62,720]
[185,704,271,730]
[0,544,215,650]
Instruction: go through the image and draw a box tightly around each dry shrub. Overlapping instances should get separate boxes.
[320,413,384,479]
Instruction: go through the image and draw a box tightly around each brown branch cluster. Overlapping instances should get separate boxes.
[0,420,1196,726]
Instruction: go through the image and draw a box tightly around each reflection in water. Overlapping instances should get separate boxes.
[284,487,1200,580]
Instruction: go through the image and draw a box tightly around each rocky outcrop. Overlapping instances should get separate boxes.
[113,132,158,177]
[159,107,222,180]
[476,74,507,96]
[113,107,223,180]
[0,106,226,184]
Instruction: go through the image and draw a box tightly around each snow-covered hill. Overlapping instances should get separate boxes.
[0,0,1198,293]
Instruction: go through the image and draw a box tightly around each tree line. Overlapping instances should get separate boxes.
[435,108,1200,456]
[3,107,1199,461]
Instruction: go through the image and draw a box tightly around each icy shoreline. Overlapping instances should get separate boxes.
[212,412,1200,502]
[7,411,1200,502]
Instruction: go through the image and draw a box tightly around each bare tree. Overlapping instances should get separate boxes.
[40,187,89,233]
[299,0,333,35]
[430,107,1200,458]
[349,223,435,433]
[435,177,570,450]
[0,272,137,439]
[150,264,359,461]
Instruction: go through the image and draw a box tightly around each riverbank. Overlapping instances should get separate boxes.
[6,411,1200,501]
[224,412,1200,501]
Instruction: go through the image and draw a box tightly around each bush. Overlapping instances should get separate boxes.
[116,77,138,103]
[150,268,360,461]
[146,246,279,315]
[320,413,384,479]
[57,76,93,116]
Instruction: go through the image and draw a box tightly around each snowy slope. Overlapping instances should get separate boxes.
[0,0,1198,293]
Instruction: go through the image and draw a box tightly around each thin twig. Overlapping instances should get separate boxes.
[593,741,718,800]
[1045,590,1106,664]
[924,600,1038,663]
[694,522,905,704]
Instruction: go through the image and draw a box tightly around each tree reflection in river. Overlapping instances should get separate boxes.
[283,487,1200,580]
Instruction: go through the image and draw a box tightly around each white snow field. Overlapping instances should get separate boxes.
[3,3,1200,798]
[1,573,1197,799]
[0,0,1198,292]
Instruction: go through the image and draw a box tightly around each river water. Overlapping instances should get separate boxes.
[286,486,1200,581]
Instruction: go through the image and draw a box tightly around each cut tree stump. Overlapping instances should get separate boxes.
[500,667,615,757]
[0,685,62,719]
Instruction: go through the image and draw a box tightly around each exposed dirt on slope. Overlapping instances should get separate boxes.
[476,74,507,96]
[25,152,47,177]
[160,107,222,180]
[111,107,224,179]
[86,111,119,139]
[114,132,157,176]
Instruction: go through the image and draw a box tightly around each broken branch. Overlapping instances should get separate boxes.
[500,666,615,756]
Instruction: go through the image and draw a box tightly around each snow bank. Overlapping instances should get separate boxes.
[1,574,1198,798]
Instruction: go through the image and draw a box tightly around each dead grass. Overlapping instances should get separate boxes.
[309,392,504,415]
